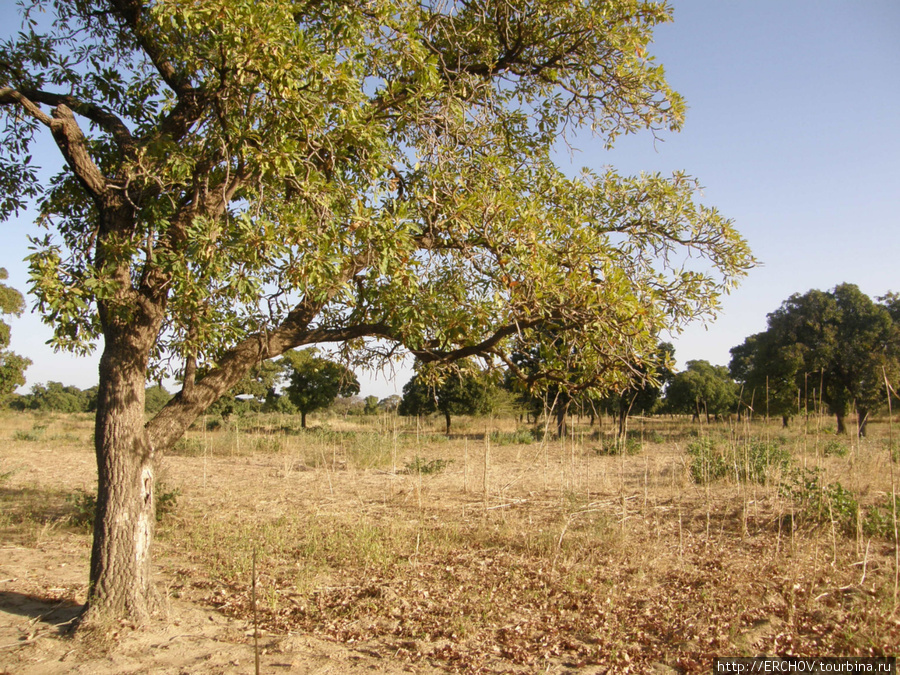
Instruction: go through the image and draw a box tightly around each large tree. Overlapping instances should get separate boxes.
[665,359,738,423]
[729,330,804,427]
[602,341,675,437]
[0,268,31,399]
[0,0,753,623]
[398,360,493,434]
[732,284,900,435]
[282,348,360,428]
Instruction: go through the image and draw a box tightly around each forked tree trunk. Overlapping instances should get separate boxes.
[86,326,158,624]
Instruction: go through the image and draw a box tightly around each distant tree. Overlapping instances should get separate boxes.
[731,284,900,435]
[363,395,380,415]
[0,268,30,399]
[665,360,738,423]
[729,331,803,427]
[378,395,402,413]
[282,349,360,428]
[399,361,493,435]
[19,381,93,413]
[602,342,675,437]
[144,385,172,415]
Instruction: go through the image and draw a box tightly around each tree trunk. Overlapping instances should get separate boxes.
[616,408,628,440]
[85,328,158,624]
[782,414,790,428]
[555,403,567,439]
[444,410,451,436]
[835,412,847,434]
[856,407,869,437]
[301,410,308,428]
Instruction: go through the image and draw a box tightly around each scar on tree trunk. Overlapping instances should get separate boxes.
[83,332,159,625]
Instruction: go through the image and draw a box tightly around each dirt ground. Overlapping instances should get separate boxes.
[1,412,898,674]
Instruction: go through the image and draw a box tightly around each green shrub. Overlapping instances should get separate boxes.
[686,438,729,483]
[822,438,848,457]
[779,468,859,534]
[687,437,790,484]
[404,456,453,475]
[489,429,535,445]
[171,437,205,456]
[14,423,47,442]
[595,437,642,456]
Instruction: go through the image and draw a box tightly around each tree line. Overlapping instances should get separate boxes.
[7,283,899,440]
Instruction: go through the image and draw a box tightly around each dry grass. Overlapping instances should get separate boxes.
[1,410,898,673]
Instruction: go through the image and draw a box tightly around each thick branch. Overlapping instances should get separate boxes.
[18,88,135,153]
[0,86,53,125]
[49,104,109,199]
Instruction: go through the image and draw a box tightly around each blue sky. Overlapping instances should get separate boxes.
[3,1,900,398]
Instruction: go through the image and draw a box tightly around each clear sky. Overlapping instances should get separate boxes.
[2,1,899,399]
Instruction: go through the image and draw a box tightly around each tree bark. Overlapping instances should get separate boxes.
[86,320,159,624]
[856,407,869,437]
[835,412,847,434]
[555,403,568,439]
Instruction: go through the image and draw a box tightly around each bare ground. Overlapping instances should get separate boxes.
[1,412,898,673]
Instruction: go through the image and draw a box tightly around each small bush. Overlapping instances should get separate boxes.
[687,437,790,484]
[171,437,205,457]
[822,438,848,457]
[780,468,859,534]
[595,437,642,456]
[862,495,899,538]
[404,456,453,475]
[14,423,48,442]
[687,438,729,483]
[66,489,96,531]
[489,429,535,445]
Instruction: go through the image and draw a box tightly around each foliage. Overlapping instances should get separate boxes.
[282,349,360,426]
[0,0,753,422]
[12,381,94,413]
[404,456,453,475]
[599,341,675,436]
[779,468,859,534]
[488,428,536,445]
[378,395,401,413]
[144,384,172,415]
[595,436,642,456]
[0,268,31,398]
[398,360,495,432]
[13,421,47,442]
[363,395,380,415]
[665,360,739,421]
[0,0,753,620]
[733,284,900,435]
[687,437,790,484]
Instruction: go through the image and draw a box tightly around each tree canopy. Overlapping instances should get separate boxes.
[398,360,494,434]
[0,268,31,398]
[282,348,360,428]
[664,359,738,423]
[0,0,753,623]
[730,284,900,435]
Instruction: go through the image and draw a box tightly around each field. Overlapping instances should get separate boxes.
[1,410,898,674]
